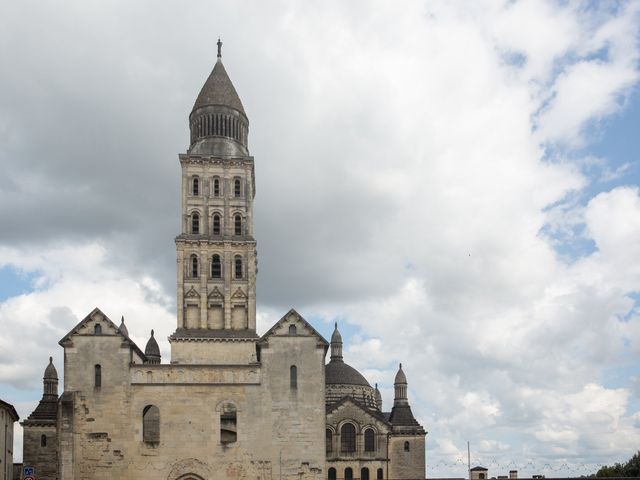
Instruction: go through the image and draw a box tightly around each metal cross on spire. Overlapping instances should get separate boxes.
[217,37,223,58]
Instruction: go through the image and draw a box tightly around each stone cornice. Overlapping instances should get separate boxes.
[179,154,254,167]
[175,235,257,247]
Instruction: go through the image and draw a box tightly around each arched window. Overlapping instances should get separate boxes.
[289,324,297,335]
[220,404,237,444]
[377,468,383,480]
[326,429,333,454]
[191,213,200,234]
[234,256,243,279]
[345,468,353,480]
[234,178,241,197]
[94,364,101,388]
[143,405,160,444]
[404,441,410,452]
[191,254,199,278]
[212,213,221,235]
[211,255,222,278]
[94,324,102,335]
[41,434,47,447]
[213,177,220,196]
[364,428,375,452]
[192,177,199,196]
[340,423,356,453]
[328,468,336,480]
[234,214,242,236]
[290,365,297,389]
[361,468,370,480]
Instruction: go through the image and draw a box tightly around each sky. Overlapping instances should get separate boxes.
[0,0,639,476]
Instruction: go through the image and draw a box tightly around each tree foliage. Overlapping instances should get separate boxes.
[596,451,640,477]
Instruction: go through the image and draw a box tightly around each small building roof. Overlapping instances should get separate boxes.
[0,398,19,422]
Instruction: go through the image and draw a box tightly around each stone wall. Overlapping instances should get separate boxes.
[326,399,391,480]
[22,424,57,480]
[388,435,425,480]
[57,309,327,480]
[260,313,327,480]
[169,338,258,365]
[1,403,17,480]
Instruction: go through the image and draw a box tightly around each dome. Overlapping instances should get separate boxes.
[394,363,407,384]
[145,330,161,364]
[44,357,58,380]
[325,361,371,387]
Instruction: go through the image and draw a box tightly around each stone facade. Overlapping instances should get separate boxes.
[1,399,18,480]
[20,44,427,480]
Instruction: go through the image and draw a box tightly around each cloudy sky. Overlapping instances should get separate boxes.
[1,0,639,476]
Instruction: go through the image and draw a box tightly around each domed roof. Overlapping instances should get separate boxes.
[325,360,371,387]
[44,357,58,380]
[394,363,407,384]
[145,330,160,358]
[192,58,246,116]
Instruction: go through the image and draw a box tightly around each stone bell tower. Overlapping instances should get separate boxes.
[170,39,258,364]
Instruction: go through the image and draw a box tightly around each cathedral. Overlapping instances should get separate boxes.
[21,42,426,480]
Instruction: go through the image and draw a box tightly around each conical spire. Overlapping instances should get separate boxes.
[330,322,343,362]
[44,356,58,380]
[118,315,129,337]
[188,41,249,156]
[394,363,408,406]
[192,59,246,115]
[144,329,161,364]
[43,356,58,398]
[375,383,383,411]
[388,363,423,431]
[24,357,59,424]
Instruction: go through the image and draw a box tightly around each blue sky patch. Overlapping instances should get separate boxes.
[0,265,37,302]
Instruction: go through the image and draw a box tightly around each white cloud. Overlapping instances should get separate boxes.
[0,244,175,391]
[0,0,639,475]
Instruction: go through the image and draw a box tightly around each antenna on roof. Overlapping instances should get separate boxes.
[217,37,223,59]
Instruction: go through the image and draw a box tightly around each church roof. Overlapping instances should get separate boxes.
[44,356,58,380]
[118,316,129,337]
[394,363,407,384]
[325,360,371,387]
[58,307,146,361]
[388,403,424,431]
[171,328,260,340]
[23,397,57,425]
[192,59,246,116]
[144,330,161,358]
[259,309,329,347]
[330,323,342,344]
